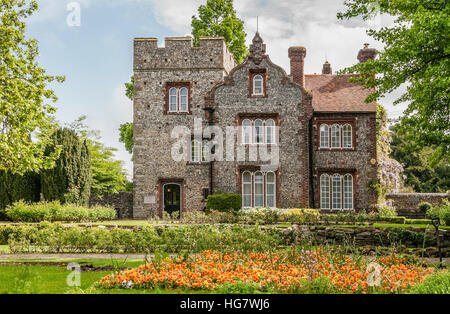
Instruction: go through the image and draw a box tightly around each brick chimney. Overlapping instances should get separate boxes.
[288,46,307,87]
[357,43,377,63]
[322,61,332,75]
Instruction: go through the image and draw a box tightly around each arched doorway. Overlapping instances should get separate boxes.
[163,184,181,217]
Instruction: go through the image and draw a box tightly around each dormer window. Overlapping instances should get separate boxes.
[165,83,191,114]
[253,75,263,95]
[249,69,267,98]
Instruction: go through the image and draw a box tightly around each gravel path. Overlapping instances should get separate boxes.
[0,253,447,265]
[0,254,153,260]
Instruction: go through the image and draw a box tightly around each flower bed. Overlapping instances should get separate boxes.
[95,249,440,294]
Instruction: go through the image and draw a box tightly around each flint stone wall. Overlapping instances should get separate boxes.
[89,192,133,219]
[386,193,449,216]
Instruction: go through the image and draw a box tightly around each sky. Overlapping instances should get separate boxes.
[25,0,407,178]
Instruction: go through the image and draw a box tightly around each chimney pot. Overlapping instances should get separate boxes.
[357,43,377,63]
[322,61,332,75]
[288,46,307,87]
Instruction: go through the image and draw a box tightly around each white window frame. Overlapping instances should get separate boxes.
[320,174,330,209]
[242,171,253,208]
[242,119,252,145]
[202,140,210,162]
[320,124,330,148]
[342,124,352,148]
[266,172,276,208]
[343,174,354,209]
[190,140,201,163]
[253,171,264,208]
[265,119,275,145]
[254,119,264,144]
[332,174,342,210]
[331,124,341,148]
[253,75,263,96]
[169,87,178,112]
[179,87,189,112]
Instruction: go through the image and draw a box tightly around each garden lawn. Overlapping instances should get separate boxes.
[0,259,212,294]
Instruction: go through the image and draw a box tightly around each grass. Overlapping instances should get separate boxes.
[0,258,212,294]
[0,245,10,253]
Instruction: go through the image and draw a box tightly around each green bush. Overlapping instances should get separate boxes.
[0,171,41,220]
[418,202,433,214]
[5,201,116,223]
[377,205,397,218]
[405,219,432,225]
[409,272,450,294]
[0,223,284,254]
[206,193,242,213]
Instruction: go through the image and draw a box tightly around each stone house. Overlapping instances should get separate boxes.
[132,32,378,218]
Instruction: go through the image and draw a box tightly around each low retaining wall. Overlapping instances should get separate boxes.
[89,192,133,219]
[287,225,449,250]
[386,193,449,217]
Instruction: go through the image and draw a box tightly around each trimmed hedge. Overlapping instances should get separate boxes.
[0,223,283,253]
[5,201,116,223]
[206,193,242,213]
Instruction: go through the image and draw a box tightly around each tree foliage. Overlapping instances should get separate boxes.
[191,0,248,64]
[68,116,128,196]
[0,171,40,218]
[40,128,91,206]
[376,104,405,196]
[338,0,449,156]
[119,122,133,155]
[390,121,450,192]
[0,0,64,174]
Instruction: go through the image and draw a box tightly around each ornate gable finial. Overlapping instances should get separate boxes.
[249,32,266,64]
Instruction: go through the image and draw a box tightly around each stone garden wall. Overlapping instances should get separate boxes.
[89,192,133,219]
[286,225,449,254]
[386,193,449,217]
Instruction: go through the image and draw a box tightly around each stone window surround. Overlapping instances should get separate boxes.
[157,178,185,217]
[248,69,268,98]
[317,169,357,211]
[236,113,280,146]
[164,82,192,115]
[316,118,356,151]
[237,165,280,208]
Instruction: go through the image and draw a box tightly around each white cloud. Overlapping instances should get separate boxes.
[150,0,403,116]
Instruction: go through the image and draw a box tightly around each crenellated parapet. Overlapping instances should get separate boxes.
[134,36,236,73]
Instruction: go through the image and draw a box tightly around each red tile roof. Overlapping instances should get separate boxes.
[305,74,376,112]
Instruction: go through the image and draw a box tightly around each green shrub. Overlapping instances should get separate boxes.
[405,219,432,225]
[382,216,406,224]
[418,202,433,214]
[5,201,115,223]
[0,171,41,220]
[206,193,242,213]
[2,223,284,254]
[409,272,450,294]
[377,205,397,218]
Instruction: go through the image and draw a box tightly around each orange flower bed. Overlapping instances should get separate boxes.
[95,249,437,293]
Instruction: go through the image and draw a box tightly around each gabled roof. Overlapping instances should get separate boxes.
[305,74,376,113]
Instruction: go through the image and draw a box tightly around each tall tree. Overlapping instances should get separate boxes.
[41,128,91,206]
[0,0,64,174]
[68,116,129,196]
[390,121,450,192]
[337,0,449,157]
[191,0,248,64]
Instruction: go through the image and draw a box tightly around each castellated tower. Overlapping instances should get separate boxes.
[133,36,237,218]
